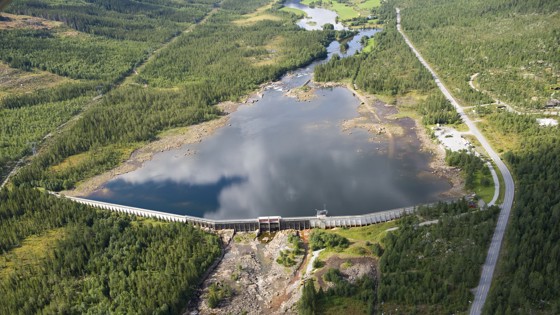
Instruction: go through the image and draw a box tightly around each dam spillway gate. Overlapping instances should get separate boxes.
[62,195,457,232]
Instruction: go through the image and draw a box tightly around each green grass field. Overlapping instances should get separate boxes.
[280,6,306,18]
[473,170,495,203]
[300,0,380,23]
[330,1,360,20]
[317,221,396,260]
[357,0,380,10]
[325,221,395,243]
[361,37,375,53]
[130,217,169,227]
[0,228,66,278]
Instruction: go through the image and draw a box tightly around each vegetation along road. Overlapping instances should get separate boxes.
[396,8,515,315]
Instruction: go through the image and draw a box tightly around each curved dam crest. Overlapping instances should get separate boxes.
[66,195,458,231]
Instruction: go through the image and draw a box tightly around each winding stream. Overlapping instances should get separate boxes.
[86,1,450,219]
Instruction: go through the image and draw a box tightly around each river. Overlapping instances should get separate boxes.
[86,1,451,219]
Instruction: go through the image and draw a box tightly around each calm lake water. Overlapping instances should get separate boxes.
[284,0,346,31]
[86,3,451,219]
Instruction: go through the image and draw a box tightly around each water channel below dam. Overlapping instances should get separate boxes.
[86,1,452,220]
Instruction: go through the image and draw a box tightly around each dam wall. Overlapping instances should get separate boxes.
[63,195,456,232]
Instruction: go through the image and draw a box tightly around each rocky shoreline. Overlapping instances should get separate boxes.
[317,81,464,199]
[64,78,464,201]
[62,93,257,197]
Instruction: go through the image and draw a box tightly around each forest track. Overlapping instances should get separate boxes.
[469,73,559,116]
[0,4,222,189]
[469,73,521,114]
[0,158,22,189]
[125,5,221,86]
[396,8,515,315]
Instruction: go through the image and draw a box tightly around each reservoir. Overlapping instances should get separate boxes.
[86,2,451,219]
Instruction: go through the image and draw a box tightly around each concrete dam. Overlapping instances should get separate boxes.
[63,195,456,232]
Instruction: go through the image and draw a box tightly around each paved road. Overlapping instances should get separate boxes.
[396,8,515,314]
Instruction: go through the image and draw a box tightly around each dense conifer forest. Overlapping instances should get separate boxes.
[3,0,333,190]
[299,274,377,315]
[1,0,559,313]
[314,0,560,312]
[483,114,560,314]
[379,203,499,314]
[6,0,215,43]
[395,0,559,110]
[0,187,221,313]
[391,1,560,313]
[298,201,500,314]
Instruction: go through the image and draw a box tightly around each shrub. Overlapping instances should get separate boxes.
[309,230,350,250]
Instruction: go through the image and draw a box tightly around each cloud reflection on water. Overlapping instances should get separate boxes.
[90,87,449,219]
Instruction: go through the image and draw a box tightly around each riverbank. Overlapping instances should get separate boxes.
[414,116,465,198]
[316,81,465,199]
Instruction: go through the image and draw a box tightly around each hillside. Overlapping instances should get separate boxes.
[0,0,332,312]
[390,1,560,313]
[315,0,559,313]
[1,0,558,314]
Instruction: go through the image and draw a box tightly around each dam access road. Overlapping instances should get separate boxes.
[396,8,515,315]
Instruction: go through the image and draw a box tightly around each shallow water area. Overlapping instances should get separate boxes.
[86,3,451,220]
[284,0,345,31]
